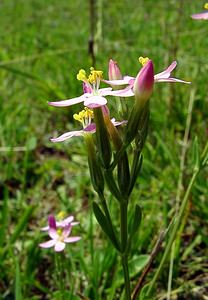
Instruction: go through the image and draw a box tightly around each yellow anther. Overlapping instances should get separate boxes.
[139,56,150,66]
[88,67,103,84]
[57,211,66,220]
[73,107,94,125]
[204,3,208,9]
[57,228,63,235]
[77,69,87,81]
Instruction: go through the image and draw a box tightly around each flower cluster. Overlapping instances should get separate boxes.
[48,57,190,143]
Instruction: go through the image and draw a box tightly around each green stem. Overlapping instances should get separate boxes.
[55,253,65,300]
[122,255,131,300]
[146,168,199,296]
[120,201,131,299]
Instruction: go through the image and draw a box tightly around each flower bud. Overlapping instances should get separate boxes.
[133,60,154,106]
[108,59,123,81]
[124,61,154,145]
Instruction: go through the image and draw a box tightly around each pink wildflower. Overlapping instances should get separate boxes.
[39,215,81,252]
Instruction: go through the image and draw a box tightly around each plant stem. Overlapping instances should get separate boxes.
[55,253,65,300]
[122,254,131,300]
[120,201,131,299]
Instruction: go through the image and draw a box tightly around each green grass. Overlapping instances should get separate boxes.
[0,0,208,299]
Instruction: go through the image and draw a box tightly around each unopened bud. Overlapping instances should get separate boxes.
[108,59,123,81]
[133,60,154,106]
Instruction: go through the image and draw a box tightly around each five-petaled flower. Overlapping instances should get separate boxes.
[103,57,191,98]
[39,215,81,252]
[191,3,208,20]
[48,67,125,109]
[50,106,126,142]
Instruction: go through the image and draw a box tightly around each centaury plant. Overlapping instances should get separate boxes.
[40,57,192,299]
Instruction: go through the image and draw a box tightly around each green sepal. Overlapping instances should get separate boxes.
[85,135,104,194]
[104,169,122,201]
[135,102,150,151]
[92,202,120,251]
[124,103,143,145]
[129,204,142,238]
[127,204,142,253]
[93,108,112,168]
[117,151,130,196]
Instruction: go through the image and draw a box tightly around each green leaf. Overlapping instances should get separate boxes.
[10,205,35,244]
[15,258,22,300]
[138,282,152,300]
[92,202,120,251]
[130,204,142,238]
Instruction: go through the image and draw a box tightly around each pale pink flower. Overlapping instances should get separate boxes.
[51,118,126,143]
[39,215,81,252]
[103,60,190,99]
[48,68,127,109]
[104,60,190,87]
[50,106,126,143]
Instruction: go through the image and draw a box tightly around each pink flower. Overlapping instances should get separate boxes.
[103,59,190,99]
[191,3,208,19]
[104,60,190,88]
[39,215,81,252]
[48,67,127,109]
[50,106,126,143]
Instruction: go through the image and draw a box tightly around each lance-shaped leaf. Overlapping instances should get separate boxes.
[93,202,120,251]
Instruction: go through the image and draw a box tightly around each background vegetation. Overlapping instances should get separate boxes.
[0,0,207,299]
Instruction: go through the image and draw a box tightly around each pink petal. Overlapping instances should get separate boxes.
[48,215,56,230]
[39,239,56,248]
[154,61,177,80]
[64,237,81,243]
[156,78,191,84]
[62,224,72,238]
[58,216,74,226]
[191,12,208,20]
[54,241,66,252]
[48,95,86,107]
[84,96,107,108]
[83,123,96,133]
[49,228,58,239]
[103,76,134,86]
[71,221,79,226]
[111,118,127,127]
[50,130,85,142]
[110,85,135,97]
[99,87,113,96]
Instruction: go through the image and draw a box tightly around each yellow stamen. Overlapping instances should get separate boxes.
[57,228,63,235]
[77,69,87,81]
[139,56,150,66]
[57,211,66,220]
[88,67,103,84]
[204,3,208,9]
[73,107,94,126]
